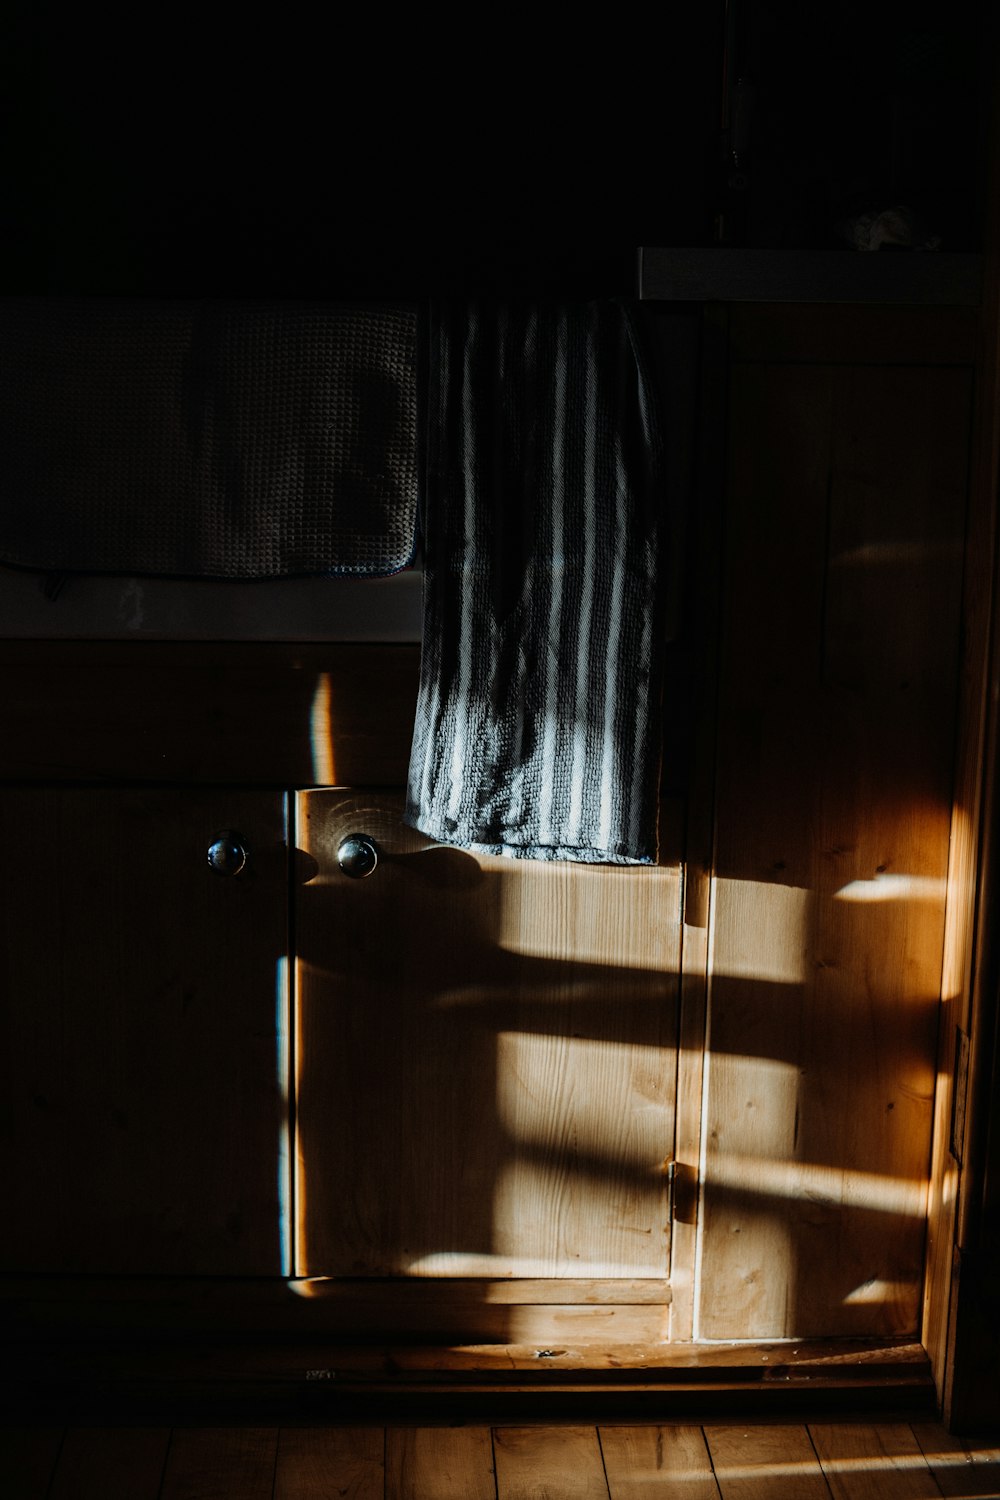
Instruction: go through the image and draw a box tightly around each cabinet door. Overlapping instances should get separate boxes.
[0,788,289,1275]
[295,791,681,1342]
[699,352,970,1339]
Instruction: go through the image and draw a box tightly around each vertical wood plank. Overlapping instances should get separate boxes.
[910,1424,1000,1498]
[386,1426,495,1500]
[275,1427,383,1500]
[49,1428,170,1499]
[0,1428,64,1498]
[600,1425,720,1498]
[494,1427,608,1500]
[160,1428,279,1500]
[809,1424,941,1500]
[705,1425,832,1499]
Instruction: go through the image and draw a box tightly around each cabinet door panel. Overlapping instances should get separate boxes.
[295,791,681,1295]
[700,360,968,1338]
[0,789,288,1274]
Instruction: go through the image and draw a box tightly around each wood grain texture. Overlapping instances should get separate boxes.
[275,1427,383,1500]
[729,304,977,365]
[296,791,680,1294]
[0,641,419,786]
[494,1427,608,1500]
[700,345,970,1340]
[911,1422,1000,1497]
[0,1428,64,1498]
[809,1423,940,1500]
[48,1427,169,1499]
[386,1427,495,1500]
[160,1428,279,1500]
[600,1425,720,1498]
[0,788,287,1275]
[705,1425,831,1499]
[670,304,731,1342]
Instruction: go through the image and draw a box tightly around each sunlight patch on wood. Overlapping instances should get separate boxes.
[309,671,336,784]
[834,874,946,902]
[711,877,814,983]
[708,1154,927,1219]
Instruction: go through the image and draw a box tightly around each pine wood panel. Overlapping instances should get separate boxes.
[386,1427,496,1500]
[494,1427,608,1500]
[600,1425,720,1498]
[809,1423,940,1500]
[0,788,288,1274]
[0,1428,64,1498]
[160,1428,279,1500]
[296,791,680,1293]
[48,1427,169,1499]
[701,355,970,1339]
[705,1425,831,1499]
[0,641,419,786]
[275,1427,383,1500]
[911,1422,1000,1497]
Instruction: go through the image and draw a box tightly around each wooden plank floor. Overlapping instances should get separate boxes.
[2,1421,998,1498]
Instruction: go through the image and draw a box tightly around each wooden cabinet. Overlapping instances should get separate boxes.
[0,299,989,1411]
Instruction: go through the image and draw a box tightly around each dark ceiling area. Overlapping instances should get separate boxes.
[1,2,988,301]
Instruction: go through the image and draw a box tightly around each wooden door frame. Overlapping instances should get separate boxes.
[921,16,1000,1431]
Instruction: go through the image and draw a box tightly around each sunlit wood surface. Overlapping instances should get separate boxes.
[702,349,971,1340]
[2,1421,997,1498]
[295,791,680,1329]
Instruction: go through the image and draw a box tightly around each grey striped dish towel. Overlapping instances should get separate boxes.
[405,301,667,865]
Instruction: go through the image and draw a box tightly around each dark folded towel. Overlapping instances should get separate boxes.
[0,299,419,579]
[405,301,667,864]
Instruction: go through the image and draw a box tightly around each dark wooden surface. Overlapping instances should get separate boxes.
[0,788,289,1274]
[0,641,420,787]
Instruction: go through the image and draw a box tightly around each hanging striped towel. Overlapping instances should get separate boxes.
[405,301,667,865]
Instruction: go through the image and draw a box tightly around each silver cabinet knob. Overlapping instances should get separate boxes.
[207,831,248,877]
[337,834,379,878]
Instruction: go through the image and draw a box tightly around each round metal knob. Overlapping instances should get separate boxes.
[337,834,379,879]
[207,831,248,877]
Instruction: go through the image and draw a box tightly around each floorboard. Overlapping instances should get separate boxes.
[705,1424,833,1499]
[275,1427,384,1500]
[911,1422,1000,1497]
[159,1427,279,1500]
[48,1426,169,1499]
[494,1426,609,1499]
[599,1425,721,1498]
[0,1427,64,1499]
[809,1423,943,1499]
[385,1426,496,1500]
[2,1417,998,1496]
